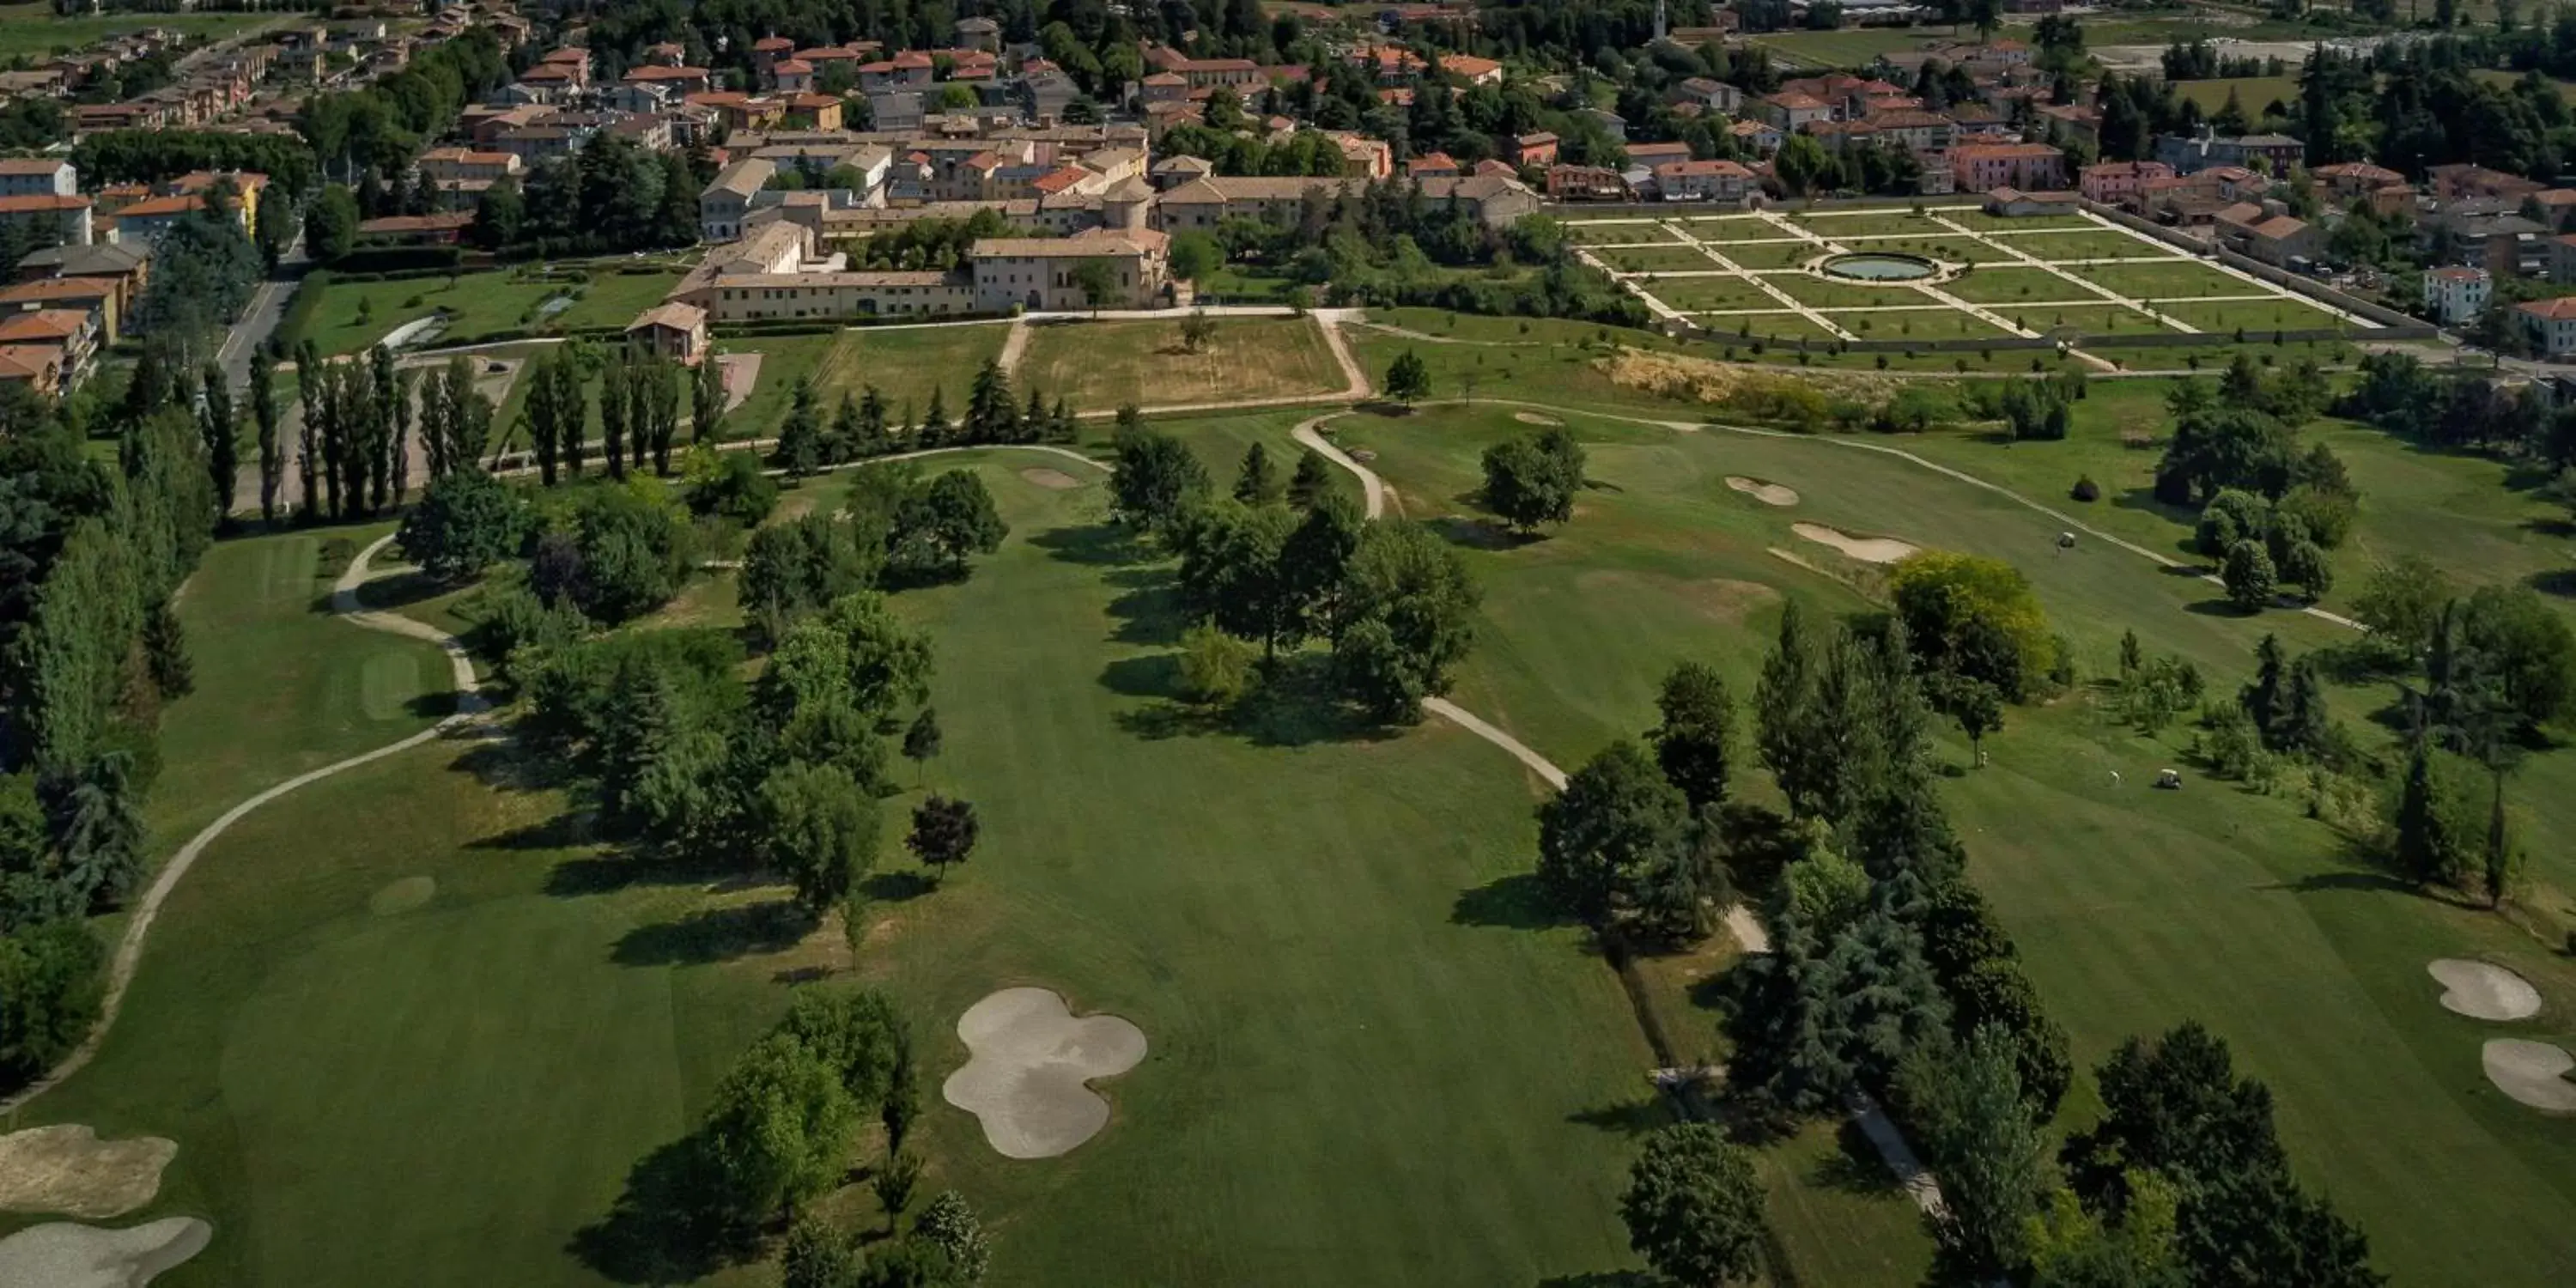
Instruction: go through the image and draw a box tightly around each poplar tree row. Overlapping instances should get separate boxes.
[517,346,701,488]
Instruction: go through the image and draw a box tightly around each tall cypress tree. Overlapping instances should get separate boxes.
[249,351,282,523]
[598,355,629,480]
[197,362,237,526]
[691,352,725,445]
[295,341,322,522]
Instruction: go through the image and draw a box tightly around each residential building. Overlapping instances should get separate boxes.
[0,345,61,396]
[2428,163,2544,203]
[2552,234,2576,286]
[2214,203,2318,267]
[2516,295,2576,355]
[2422,265,2491,324]
[15,243,145,314]
[355,212,475,246]
[2079,160,2172,205]
[0,195,92,247]
[1546,164,1627,200]
[0,308,95,385]
[702,156,776,240]
[1952,143,2067,193]
[2154,130,2305,176]
[1758,90,1833,131]
[1673,76,1741,113]
[1655,158,1754,204]
[969,225,1172,311]
[0,159,76,200]
[0,276,116,342]
[1509,131,1558,167]
[2312,161,2403,204]
[626,301,708,363]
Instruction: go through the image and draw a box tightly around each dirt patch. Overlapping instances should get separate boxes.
[1513,410,1563,425]
[2482,1039,2576,1113]
[1575,570,1779,624]
[1725,476,1799,507]
[0,1127,175,1218]
[941,987,1145,1159]
[1792,522,1917,564]
[717,351,762,411]
[368,876,436,916]
[1018,467,1084,490]
[0,1217,209,1286]
[1596,347,1899,408]
[2429,959,2542,1022]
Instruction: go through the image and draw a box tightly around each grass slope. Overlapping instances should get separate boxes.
[808,322,1012,420]
[1319,401,2576,1286]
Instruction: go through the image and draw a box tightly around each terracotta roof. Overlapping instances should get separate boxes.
[2517,296,2576,319]
[628,301,706,331]
[0,159,65,175]
[0,195,88,214]
[0,309,86,341]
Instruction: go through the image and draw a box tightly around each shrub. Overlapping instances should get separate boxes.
[1179,621,1256,705]
[2070,475,2100,502]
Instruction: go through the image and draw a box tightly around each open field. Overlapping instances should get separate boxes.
[808,321,1012,419]
[0,2,275,57]
[1704,240,1827,270]
[1941,266,2081,304]
[1645,275,1793,312]
[1318,400,2576,1285]
[1565,220,1679,246]
[292,267,687,357]
[1016,316,1345,408]
[2172,74,2301,114]
[2156,295,2351,333]
[1820,307,2015,340]
[2060,258,2259,300]
[1596,243,1723,274]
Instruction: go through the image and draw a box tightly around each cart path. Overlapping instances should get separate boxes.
[1,535,484,1116]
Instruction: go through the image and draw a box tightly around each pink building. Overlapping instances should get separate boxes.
[1953,143,2069,194]
[2080,160,2172,204]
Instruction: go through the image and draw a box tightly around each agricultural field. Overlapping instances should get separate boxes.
[808,321,1014,419]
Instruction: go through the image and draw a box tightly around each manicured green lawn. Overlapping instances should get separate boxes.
[848,454,1656,1285]
[1320,401,2576,1286]
[148,526,452,854]
[1564,219,1680,246]
[807,321,1012,422]
[1702,240,1827,270]
[1998,302,2177,337]
[1649,275,1792,312]
[1703,312,1844,343]
[1933,209,2098,233]
[1681,216,1779,241]
[2157,296,2354,334]
[1788,211,1947,239]
[1941,265,2089,305]
[2172,75,2300,114]
[1825,307,2014,341]
[2062,258,2263,301]
[1596,243,1722,274]
[1763,274,1935,310]
[1999,229,2193,262]
[295,266,687,357]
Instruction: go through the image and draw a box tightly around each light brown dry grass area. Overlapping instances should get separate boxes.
[1594,348,1901,408]
[1573,570,1779,624]
[1017,317,1344,408]
[0,1126,174,1218]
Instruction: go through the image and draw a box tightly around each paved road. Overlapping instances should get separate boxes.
[217,235,308,392]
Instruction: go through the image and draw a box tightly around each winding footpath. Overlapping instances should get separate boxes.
[0,536,486,1116]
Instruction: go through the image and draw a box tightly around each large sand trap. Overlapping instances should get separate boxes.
[1726,476,1799,507]
[1793,522,1917,564]
[2429,959,2543,1022]
[0,1127,175,1218]
[942,987,1145,1159]
[368,875,435,915]
[0,1216,210,1286]
[1018,467,1083,490]
[2482,1039,2576,1113]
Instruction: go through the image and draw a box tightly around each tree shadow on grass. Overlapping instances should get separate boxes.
[568,1137,760,1285]
[2530,568,2576,599]
[858,869,934,903]
[613,900,810,966]
[1106,653,1391,748]
[1105,580,1186,647]
[448,738,580,793]
[1430,514,1528,551]
[1534,1273,1656,1287]
[469,810,594,854]
[1451,872,1571,931]
[1029,522,1145,568]
[1812,1119,1908,1196]
[1567,1096,1667,1136]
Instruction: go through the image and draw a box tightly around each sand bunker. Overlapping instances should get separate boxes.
[1513,411,1563,425]
[2429,959,2542,1022]
[1726,476,1799,507]
[942,987,1145,1159]
[368,875,435,915]
[0,1217,210,1287]
[1018,467,1083,490]
[0,1127,175,1218]
[1793,522,1917,564]
[2482,1039,2576,1113]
